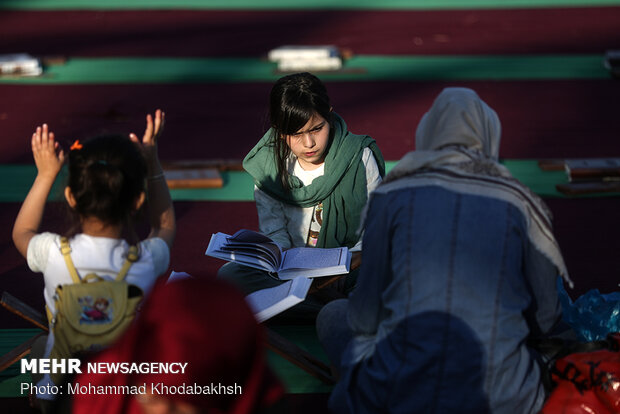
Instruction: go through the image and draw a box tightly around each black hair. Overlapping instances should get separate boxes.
[269,72,333,191]
[66,134,147,237]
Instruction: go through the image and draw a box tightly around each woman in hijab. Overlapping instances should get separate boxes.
[316,88,573,414]
[67,276,284,414]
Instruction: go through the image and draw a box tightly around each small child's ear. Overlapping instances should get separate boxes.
[134,192,146,211]
[64,187,77,208]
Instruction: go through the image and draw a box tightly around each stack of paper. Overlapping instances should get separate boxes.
[268,45,342,72]
[0,54,42,76]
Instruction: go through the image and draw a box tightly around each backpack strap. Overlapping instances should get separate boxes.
[116,245,139,281]
[52,237,81,325]
[60,237,81,284]
[59,237,140,283]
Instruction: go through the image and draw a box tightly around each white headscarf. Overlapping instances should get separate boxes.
[381,87,571,285]
[388,87,508,178]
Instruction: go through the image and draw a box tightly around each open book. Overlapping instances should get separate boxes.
[205,229,350,280]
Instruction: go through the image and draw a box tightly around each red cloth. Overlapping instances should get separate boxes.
[541,333,620,414]
[71,276,283,414]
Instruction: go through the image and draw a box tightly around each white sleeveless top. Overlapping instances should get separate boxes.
[26,232,170,400]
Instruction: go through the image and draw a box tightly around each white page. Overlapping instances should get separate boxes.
[206,232,227,252]
[205,232,277,272]
[281,247,346,270]
[245,277,313,322]
[277,248,350,279]
[227,229,282,265]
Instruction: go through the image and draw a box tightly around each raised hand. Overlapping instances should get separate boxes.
[128,109,175,248]
[129,109,165,163]
[32,124,65,180]
[13,124,66,257]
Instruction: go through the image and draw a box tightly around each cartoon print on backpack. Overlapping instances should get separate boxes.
[79,296,112,323]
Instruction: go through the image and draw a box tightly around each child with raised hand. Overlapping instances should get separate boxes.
[219,72,385,302]
[12,110,175,407]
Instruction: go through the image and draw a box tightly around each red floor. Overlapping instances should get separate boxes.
[2,8,619,56]
[1,80,619,163]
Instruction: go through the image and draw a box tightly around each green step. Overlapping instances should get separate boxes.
[0,329,42,392]
[1,0,620,11]
[0,160,609,202]
[0,55,610,85]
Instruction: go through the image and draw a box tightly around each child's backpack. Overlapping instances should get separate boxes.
[48,237,143,383]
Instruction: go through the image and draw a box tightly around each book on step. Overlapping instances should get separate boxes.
[267,45,340,61]
[564,158,620,182]
[205,229,350,280]
[0,53,42,76]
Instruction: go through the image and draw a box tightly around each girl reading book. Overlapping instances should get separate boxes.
[12,110,175,409]
[219,72,384,300]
